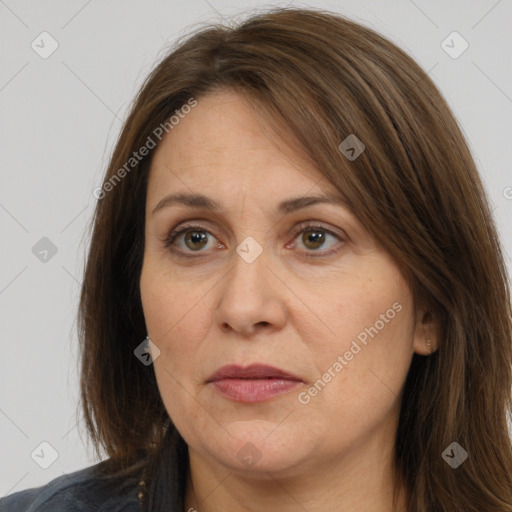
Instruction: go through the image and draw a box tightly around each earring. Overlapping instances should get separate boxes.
[427,338,432,355]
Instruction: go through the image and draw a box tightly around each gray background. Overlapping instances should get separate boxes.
[1,0,511,496]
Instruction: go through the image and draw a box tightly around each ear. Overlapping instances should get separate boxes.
[413,308,437,356]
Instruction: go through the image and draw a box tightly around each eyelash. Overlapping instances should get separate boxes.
[163,221,346,259]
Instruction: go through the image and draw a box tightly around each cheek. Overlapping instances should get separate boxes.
[296,307,414,451]
[141,258,208,336]
[140,261,215,383]
[141,270,214,431]
[309,269,412,351]
[304,266,415,397]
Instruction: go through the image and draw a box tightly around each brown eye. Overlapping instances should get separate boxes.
[183,230,208,251]
[300,229,326,250]
[164,222,344,259]
[164,224,218,253]
[292,223,343,255]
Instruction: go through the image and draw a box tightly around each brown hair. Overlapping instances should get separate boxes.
[78,7,512,511]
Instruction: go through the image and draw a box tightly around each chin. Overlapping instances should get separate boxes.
[205,428,314,477]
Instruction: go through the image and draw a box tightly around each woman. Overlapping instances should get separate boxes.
[2,6,511,512]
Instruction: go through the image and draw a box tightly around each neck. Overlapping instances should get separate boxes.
[183,443,409,512]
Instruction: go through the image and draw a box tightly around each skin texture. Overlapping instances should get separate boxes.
[139,89,435,512]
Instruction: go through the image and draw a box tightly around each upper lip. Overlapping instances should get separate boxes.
[207,364,303,382]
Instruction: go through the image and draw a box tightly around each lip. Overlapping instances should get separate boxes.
[206,364,303,403]
[207,363,302,382]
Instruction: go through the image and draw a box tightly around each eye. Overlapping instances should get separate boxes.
[164,221,345,257]
[164,223,219,253]
[290,222,345,257]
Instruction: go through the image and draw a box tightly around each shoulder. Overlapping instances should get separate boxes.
[0,460,140,512]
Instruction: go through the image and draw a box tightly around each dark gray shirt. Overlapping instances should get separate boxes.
[0,461,141,511]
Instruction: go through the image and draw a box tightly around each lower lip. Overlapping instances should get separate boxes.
[210,378,302,402]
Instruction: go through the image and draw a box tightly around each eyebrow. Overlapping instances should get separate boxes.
[151,192,349,216]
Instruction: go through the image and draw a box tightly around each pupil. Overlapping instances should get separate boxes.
[186,231,207,250]
[304,230,324,249]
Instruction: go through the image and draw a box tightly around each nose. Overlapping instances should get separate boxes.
[214,244,288,337]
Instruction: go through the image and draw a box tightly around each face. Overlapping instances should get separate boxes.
[140,89,429,480]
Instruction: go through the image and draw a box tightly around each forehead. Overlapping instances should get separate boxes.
[148,89,329,194]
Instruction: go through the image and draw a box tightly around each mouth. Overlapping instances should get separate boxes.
[206,363,303,403]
